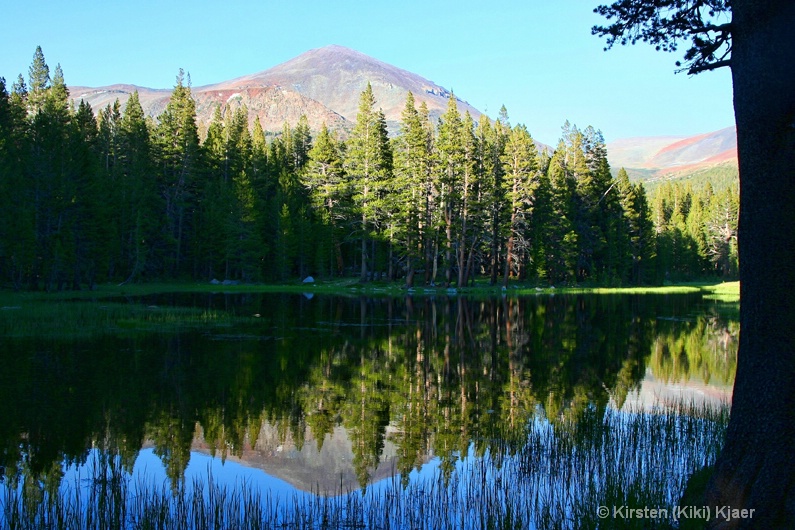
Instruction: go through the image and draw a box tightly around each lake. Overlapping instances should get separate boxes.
[0,290,737,529]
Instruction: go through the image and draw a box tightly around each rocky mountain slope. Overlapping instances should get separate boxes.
[190,422,407,493]
[69,45,481,134]
[207,44,483,129]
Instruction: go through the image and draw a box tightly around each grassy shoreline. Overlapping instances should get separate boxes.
[0,279,740,301]
[0,280,738,339]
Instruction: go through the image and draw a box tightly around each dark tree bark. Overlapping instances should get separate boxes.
[594,0,795,526]
[705,1,795,527]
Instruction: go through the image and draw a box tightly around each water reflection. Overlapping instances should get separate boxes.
[0,293,736,494]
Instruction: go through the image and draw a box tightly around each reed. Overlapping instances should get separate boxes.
[1,402,727,529]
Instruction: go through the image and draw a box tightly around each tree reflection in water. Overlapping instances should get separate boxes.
[0,292,735,527]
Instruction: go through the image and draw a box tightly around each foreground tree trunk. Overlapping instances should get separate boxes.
[705,1,795,527]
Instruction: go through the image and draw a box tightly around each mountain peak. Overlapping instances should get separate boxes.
[289,44,395,65]
[210,44,481,128]
[302,44,369,57]
[71,45,483,135]
[256,44,396,82]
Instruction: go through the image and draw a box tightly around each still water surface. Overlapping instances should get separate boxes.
[0,291,737,518]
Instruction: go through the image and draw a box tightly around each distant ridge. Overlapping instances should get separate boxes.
[607,126,737,181]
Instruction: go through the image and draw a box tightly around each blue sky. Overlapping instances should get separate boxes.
[0,0,734,145]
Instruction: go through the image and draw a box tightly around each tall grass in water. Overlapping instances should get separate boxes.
[0,403,727,530]
[0,300,236,339]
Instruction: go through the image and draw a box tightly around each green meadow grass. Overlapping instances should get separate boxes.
[0,298,240,339]
[0,279,740,300]
[699,281,740,302]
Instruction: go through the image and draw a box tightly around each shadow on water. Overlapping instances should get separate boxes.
[0,292,736,528]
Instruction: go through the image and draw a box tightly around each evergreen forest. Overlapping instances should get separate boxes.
[0,48,739,291]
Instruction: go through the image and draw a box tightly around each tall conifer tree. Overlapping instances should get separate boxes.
[118,91,159,283]
[153,69,201,277]
[435,95,465,286]
[346,83,391,282]
[0,76,34,288]
[304,123,347,276]
[393,92,435,287]
[500,124,539,285]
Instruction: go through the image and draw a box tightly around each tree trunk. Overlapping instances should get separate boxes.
[502,235,513,288]
[360,213,368,282]
[334,240,344,276]
[490,211,499,285]
[503,201,518,288]
[463,237,478,288]
[406,266,415,289]
[430,238,439,285]
[388,230,394,281]
[705,1,795,527]
[444,203,453,287]
[371,237,378,280]
[458,172,469,287]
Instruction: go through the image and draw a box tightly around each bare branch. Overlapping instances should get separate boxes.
[689,22,733,34]
[680,59,732,74]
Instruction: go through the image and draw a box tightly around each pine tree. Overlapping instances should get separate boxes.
[581,126,624,283]
[617,168,655,284]
[249,116,274,278]
[289,114,312,171]
[249,116,269,191]
[198,105,234,279]
[117,91,159,283]
[27,46,50,114]
[27,47,73,289]
[153,69,201,277]
[97,99,123,276]
[393,92,436,287]
[68,99,107,287]
[227,105,259,280]
[500,124,539,286]
[418,102,439,285]
[435,95,465,286]
[0,76,34,288]
[544,143,578,285]
[705,185,739,277]
[457,112,479,287]
[49,64,69,110]
[528,162,553,282]
[564,125,599,282]
[204,105,226,176]
[304,123,347,276]
[346,83,392,282]
[475,114,508,285]
[199,104,259,280]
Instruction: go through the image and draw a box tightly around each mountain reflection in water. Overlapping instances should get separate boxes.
[0,292,737,495]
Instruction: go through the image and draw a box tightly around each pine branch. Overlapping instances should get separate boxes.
[689,22,733,34]
[682,59,732,74]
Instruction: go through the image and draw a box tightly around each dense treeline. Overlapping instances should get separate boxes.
[649,180,739,281]
[0,49,737,290]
